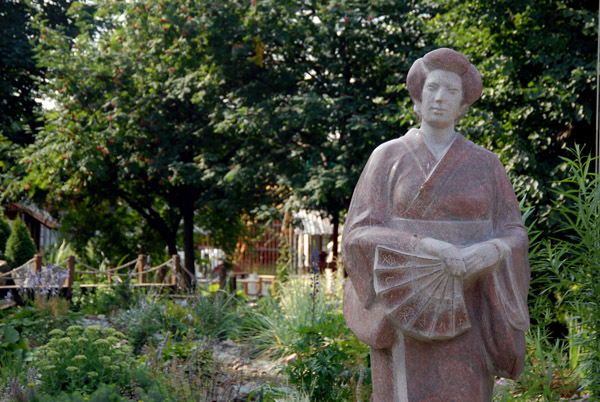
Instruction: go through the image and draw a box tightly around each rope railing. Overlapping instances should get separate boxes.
[0,253,216,294]
[0,259,35,279]
[54,258,70,267]
[73,259,102,273]
[143,260,172,275]
[105,259,138,273]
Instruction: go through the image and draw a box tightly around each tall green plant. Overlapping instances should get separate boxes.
[5,218,36,267]
[241,278,329,358]
[544,146,599,396]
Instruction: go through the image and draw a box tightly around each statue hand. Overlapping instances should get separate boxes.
[416,237,467,278]
[461,241,504,279]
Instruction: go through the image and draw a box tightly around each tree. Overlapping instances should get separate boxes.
[234,0,437,260]
[425,0,597,226]
[0,0,39,146]
[5,219,37,268]
[7,0,274,284]
[0,217,11,257]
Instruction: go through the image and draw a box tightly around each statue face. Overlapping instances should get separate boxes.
[420,69,465,129]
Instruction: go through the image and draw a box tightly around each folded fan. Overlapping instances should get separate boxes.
[373,245,471,340]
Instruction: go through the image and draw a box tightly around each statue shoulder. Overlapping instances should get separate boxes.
[460,136,505,171]
[370,129,416,160]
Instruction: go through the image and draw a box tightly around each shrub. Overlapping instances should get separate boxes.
[0,218,11,259]
[5,219,36,268]
[114,298,163,354]
[241,277,330,358]
[282,313,370,402]
[33,325,136,395]
[190,290,242,340]
[71,276,136,315]
[1,298,79,347]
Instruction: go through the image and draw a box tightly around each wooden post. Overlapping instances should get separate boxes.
[137,254,146,285]
[257,276,263,297]
[107,266,112,284]
[33,254,42,274]
[65,256,75,298]
[66,256,75,289]
[172,254,182,288]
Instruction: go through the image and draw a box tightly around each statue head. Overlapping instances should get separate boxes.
[407,48,482,124]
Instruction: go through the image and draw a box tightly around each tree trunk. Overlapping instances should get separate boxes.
[181,198,195,289]
[332,209,340,268]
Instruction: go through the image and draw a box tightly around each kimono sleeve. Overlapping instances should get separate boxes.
[342,141,422,309]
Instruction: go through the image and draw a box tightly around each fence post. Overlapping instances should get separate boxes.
[33,254,42,274]
[65,256,75,298]
[172,254,181,288]
[137,254,146,285]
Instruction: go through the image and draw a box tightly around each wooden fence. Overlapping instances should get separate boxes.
[0,253,277,298]
[0,254,187,293]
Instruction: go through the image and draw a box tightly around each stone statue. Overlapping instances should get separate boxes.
[342,48,530,401]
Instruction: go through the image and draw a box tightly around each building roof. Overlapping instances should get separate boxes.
[294,210,333,235]
[6,202,60,229]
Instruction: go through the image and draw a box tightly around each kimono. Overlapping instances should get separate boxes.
[342,129,530,402]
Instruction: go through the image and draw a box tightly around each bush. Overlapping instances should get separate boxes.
[0,218,11,259]
[190,290,242,340]
[1,298,79,347]
[241,277,330,358]
[71,276,136,315]
[282,314,370,402]
[33,325,136,395]
[5,219,36,268]
[114,297,163,354]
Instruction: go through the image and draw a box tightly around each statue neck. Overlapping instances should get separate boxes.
[418,123,457,160]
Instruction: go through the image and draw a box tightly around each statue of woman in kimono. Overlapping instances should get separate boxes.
[342,48,530,401]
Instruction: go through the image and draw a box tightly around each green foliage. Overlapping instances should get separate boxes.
[0,217,11,258]
[4,219,36,268]
[9,0,275,279]
[427,0,597,227]
[33,325,136,395]
[242,1,434,225]
[0,323,29,381]
[283,317,370,402]
[1,296,79,347]
[241,278,330,358]
[0,0,39,147]
[190,291,242,340]
[543,147,600,396]
[114,298,163,355]
[71,276,136,315]
[140,335,232,402]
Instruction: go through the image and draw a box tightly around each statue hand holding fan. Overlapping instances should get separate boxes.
[374,238,506,341]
